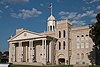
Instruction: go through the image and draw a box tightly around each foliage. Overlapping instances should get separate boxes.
[89,13,100,46]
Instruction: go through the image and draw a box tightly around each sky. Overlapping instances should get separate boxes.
[0,0,100,52]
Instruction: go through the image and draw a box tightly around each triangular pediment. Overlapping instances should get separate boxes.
[10,31,44,41]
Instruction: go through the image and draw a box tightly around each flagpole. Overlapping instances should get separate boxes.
[51,3,52,15]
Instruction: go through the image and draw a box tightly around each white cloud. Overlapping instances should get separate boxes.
[89,0,100,3]
[11,8,42,19]
[85,10,96,17]
[72,20,86,27]
[59,11,77,19]
[82,7,91,11]
[59,10,96,27]
[97,5,100,10]
[83,0,100,4]
[0,10,3,13]
[2,0,29,3]
[59,11,69,15]
[40,3,44,7]
[5,5,9,9]
[59,10,96,20]
[91,19,97,23]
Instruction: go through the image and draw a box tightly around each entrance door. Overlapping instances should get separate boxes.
[58,58,65,65]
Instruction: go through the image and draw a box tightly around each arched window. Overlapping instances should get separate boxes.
[59,42,61,50]
[77,36,80,41]
[53,26,55,30]
[81,53,84,59]
[63,41,65,49]
[50,26,52,31]
[63,30,66,38]
[81,35,84,40]
[59,31,61,38]
[77,53,80,59]
[86,34,89,40]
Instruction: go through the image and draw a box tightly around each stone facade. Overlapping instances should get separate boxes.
[8,15,94,65]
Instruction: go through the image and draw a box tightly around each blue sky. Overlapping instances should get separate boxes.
[0,0,100,52]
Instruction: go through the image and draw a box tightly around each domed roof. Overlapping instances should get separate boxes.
[48,15,56,21]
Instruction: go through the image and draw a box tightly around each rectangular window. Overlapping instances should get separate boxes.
[86,43,89,48]
[85,35,89,40]
[76,43,80,49]
[77,38,80,41]
[81,43,84,48]
[81,37,84,41]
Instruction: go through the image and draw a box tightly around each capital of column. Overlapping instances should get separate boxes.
[19,41,22,47]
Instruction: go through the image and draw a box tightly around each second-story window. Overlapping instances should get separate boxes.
[63,30,66,38]
[81,35,84,40]
[63,41,65,49]
[59,31,61,38]
[59,42,61,50]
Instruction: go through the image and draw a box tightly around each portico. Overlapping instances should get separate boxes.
[8,30,57,65]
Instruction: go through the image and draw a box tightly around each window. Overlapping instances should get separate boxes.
[63,30,66,38]
[77,53,80,59]
[81,35,84,37]
[77,36,79,37]
[76,43,80,49]
[50,26,52,31]
[53,26,55,30]
[81,53,84,59]
[59,31,61,38]
[63,41,65,49]
[59,42,61,50]
[81,35,84,40]
[86,43,89,48]
[86,35,89,40]
[81,43,84,48]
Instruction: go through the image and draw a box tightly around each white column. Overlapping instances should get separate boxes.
[13,44,15,62]
[9,42,12,62]
[42,39,47,65]
[26,45,27,62]
[19,42,22,62]
[52,25,53,31]
[44,39,47,63]
[42,40,44,60]
[29,40,33,63]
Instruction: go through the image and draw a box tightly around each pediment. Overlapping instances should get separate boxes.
[11,31,44,41]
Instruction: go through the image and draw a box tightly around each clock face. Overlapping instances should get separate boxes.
[24,33,27,36]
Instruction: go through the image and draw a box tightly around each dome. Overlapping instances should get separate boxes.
[48,15,56,21]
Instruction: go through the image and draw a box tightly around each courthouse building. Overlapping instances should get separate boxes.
[8,14,94,65]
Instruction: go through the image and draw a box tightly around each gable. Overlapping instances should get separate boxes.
[12,31,43,41]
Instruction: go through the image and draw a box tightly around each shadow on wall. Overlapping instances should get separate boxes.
[88,45,100,65]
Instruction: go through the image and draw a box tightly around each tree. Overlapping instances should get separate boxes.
[0,51,2,62]
[89,13,100,46]
[89,13,100,65]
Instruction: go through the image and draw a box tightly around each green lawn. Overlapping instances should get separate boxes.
[13,65,100,67]
[89,65,100,67]
[14,65,73,67]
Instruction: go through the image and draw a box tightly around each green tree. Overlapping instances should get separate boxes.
[89,13,100,64]
[89,13,100,46]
